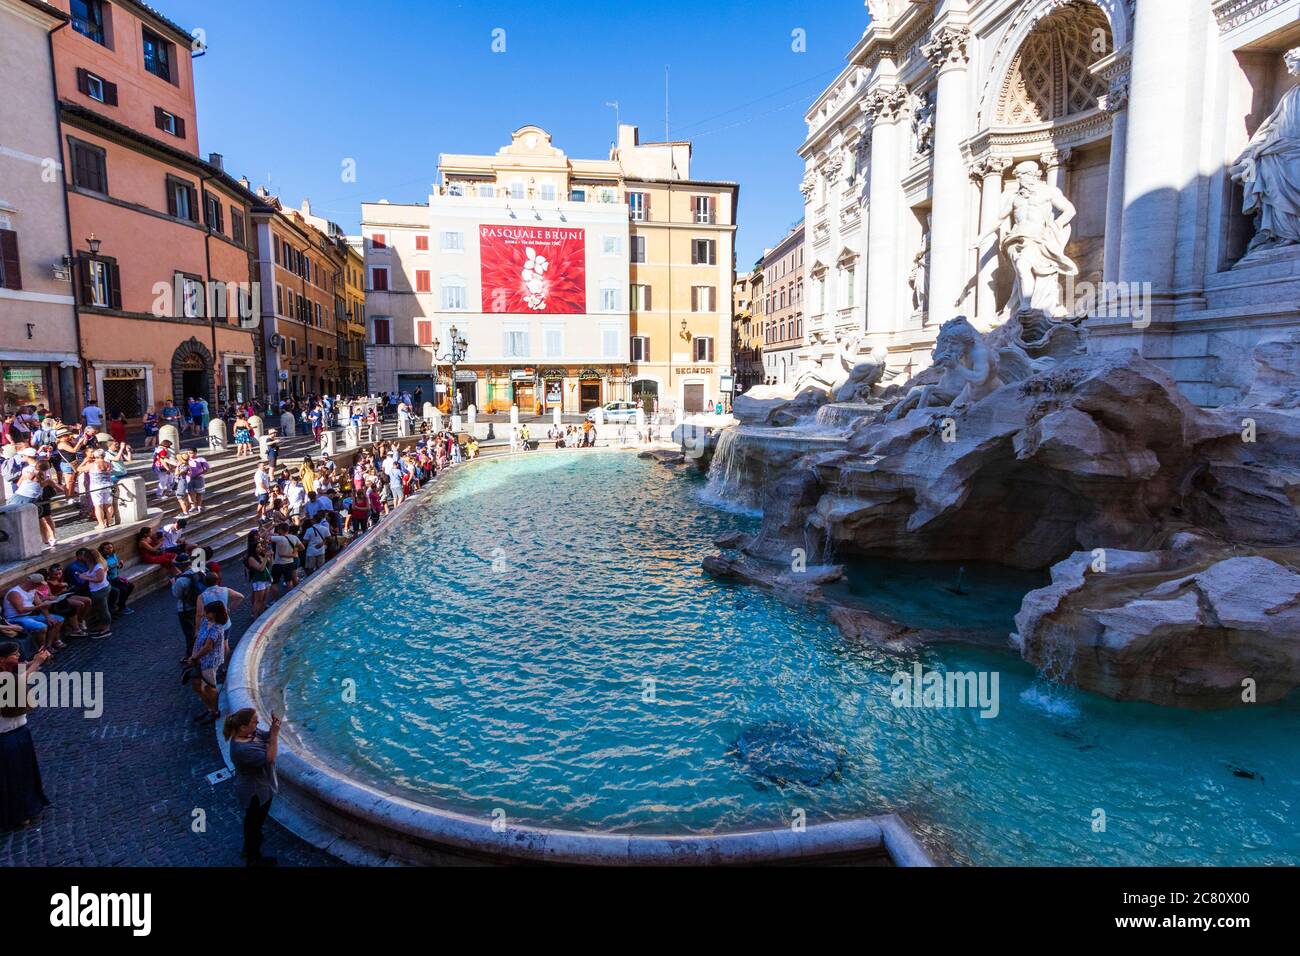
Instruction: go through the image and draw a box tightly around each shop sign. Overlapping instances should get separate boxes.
[510,369,535,381]
[454,370,478,382]
[104,367,145,380]
[673,367,713,375]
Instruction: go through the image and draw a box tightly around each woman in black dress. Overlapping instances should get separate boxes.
[0,641,52,830]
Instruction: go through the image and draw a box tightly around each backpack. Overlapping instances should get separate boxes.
[190,457,210,476]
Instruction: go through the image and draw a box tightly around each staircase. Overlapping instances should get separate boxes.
[5,422,403,599]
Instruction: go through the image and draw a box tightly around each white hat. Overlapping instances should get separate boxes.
[18,447,38,459]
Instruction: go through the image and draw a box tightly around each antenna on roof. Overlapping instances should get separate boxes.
[664,65,670,142]
[605,101,620,146]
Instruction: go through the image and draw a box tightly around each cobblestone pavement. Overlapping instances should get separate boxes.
[0,559,338,867]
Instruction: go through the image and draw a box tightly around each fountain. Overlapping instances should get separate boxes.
[704,320,1300,709]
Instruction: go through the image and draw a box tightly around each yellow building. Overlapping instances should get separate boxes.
[361,123,738,416]
[732,265,764,392]
[341,239,367,395]
[617,127,738,414]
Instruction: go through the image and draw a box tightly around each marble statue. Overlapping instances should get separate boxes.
[909,232,930,315]
[973,160,1078,322]
[831,336,890,403]
[912,93,935,158]
[1231,48,1300,255]
[886,316,1000,420]
[737,333,888,421]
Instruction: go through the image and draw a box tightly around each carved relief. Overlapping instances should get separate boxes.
[921,27,971,70]
[860,85,910,122]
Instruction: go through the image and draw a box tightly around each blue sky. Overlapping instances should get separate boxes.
[169,0,867,269]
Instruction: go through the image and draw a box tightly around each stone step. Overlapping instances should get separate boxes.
[45,428,386,529]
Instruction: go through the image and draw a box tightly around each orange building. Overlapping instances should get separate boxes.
[51,0,261,418]
[251,194,345,400]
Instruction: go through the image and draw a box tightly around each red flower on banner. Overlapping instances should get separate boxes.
[480,227,587,314]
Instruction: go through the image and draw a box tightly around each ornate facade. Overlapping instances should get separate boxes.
[798,0,1300,405]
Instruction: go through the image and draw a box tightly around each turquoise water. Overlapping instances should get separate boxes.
[267,452,1300,865]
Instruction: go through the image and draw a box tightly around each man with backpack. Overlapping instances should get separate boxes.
[170,552,206,656]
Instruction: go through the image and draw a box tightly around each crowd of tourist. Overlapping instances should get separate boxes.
[2,386,671,855]
[2,400,136,546]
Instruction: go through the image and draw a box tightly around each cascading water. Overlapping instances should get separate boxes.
[700,427,761,513]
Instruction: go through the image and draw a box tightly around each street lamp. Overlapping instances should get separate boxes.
[86,233,101,255]
[432,324,469,414]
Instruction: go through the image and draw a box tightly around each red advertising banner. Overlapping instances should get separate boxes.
[480,225,586,314]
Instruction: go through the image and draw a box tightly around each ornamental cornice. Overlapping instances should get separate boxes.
[1213,0,1292,33]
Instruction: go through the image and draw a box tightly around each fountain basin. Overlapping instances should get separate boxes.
[227,453,1300,866]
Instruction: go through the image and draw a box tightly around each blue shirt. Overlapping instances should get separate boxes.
[193,619,225,669]
[67,559,92,591]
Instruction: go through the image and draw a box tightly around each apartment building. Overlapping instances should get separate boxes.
[731,265,764,393]
[0,0,80,420]
[51,0,261,415]
[362,123,737,416]
[760,221,805,386]
[617,126,738,414]
[251,195,344,400]
[339,238,367,396]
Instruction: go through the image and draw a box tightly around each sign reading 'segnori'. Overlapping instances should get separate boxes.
[480,225,586,314]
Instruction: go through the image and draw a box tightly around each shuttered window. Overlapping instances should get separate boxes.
[76,68,117,105]
[0,229,22,291]
[166,176,198,222]
[78,254,121,309]
[70,140,108,193]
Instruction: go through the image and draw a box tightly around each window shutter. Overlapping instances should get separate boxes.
[166,180,177,217]
[176,116,186,139]
[642,337,650,362]
[187,186,198,222]
[707,196,716,223]
[155,106,166,130]
[0,230,22,290]
[691,241,698,265]
[76,256,95,304]
[77,68,90,95]
[103,81,118,106]
[108,261,122,309]
[644,285,651,312]
[707,338,714,362]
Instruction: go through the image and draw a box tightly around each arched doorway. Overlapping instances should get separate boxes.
[631,378,659,415]
[171,337,213,408]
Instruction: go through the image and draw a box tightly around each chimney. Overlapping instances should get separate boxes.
[208,152,224,170]
[239,176,250,190]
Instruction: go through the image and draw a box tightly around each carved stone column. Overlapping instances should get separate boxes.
[1118,0,1191,314]
[922,26,973,320]
[1039,148,1073,192]
[969,156,1011,325]
[860,85,909,334]
[1099,58,1131,287]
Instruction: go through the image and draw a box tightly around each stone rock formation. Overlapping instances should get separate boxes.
[1015,542,1300,708]
[704,320,1300,708]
